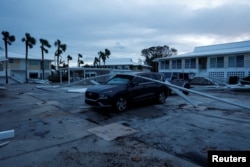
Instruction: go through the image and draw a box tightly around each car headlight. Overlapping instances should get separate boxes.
[99,94,108,99]
[99,90,112,99]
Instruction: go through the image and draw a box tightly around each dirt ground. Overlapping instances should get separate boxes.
[0,83,250,167]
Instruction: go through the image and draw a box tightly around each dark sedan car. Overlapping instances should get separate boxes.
[85,72,170,112]
[161,72,191,95]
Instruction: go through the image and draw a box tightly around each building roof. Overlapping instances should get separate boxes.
[101,58,151,67]
[158,40,250,60]
[1,52,54,61]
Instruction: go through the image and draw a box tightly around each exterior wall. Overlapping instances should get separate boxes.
[207,53,250,79]
[159,53,250,83]
[9,59,21,70]
[0,58,52,83]
[0,62,4,76]
[159,58,199,74]
[10,70,26,82]
[131,65,150,71]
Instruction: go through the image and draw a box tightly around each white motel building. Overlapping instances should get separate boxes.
[0,51,53,84]
[158,40,250,83]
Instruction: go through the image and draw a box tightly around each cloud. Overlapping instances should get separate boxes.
[1,0,250,65]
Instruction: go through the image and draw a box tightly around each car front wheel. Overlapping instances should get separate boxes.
[157,91,166,104]
[115,97,127,112]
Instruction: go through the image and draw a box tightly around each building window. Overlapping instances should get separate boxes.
[227,71,245,79]
[9,59,14,63]
[160,61,164,69]
[123,65,129,70]
[29,72,38,79]
[185,58,196,69]
[228,55,244,68]
[228,56,235,67]
[236,55,244,67]
[210,57,224,68]
[160,60,169,69]
[115,66,121,69]
[165,60,170,69]
[44,62,50,70]
[0,63,3,71]
[172,59,182,69]
[190,59,196,68]
[209,72,224,78]
[217,57,224,68]
[29,60,39,65]
[185,59,190,68]
[210,58,216,68]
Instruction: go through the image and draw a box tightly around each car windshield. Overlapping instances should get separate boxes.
[106,75,133,85]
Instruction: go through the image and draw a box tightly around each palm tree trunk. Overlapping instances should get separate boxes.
[56,56,58,70]
[25,45,28,83]
[4,41,8,84]
[54,55,56,70]
[78,57,79,67]
[41,49,44,80]
[57,56,60,70]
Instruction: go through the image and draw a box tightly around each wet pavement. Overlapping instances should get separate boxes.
[0,83,250,167]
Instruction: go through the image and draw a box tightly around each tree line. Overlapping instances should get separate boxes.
[2,31,177,83]
[141,45,178,72]
[1,31,111,84]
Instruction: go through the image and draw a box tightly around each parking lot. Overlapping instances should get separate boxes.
[0,83,250,167]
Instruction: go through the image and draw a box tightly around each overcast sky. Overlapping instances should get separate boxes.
[1,0,250,66]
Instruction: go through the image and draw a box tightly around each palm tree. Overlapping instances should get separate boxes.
[22,33,36,83]
[40,38,51,80]
[105,48,111,58]
[67,55,72,67]
[1,31,15,84]
[98,51,105,66]
[98,48,111,66]
[78,54,84,67]
[54,39,67,70]
[104,48,111,66]
[59,58,65,67]
[93,57,99,67]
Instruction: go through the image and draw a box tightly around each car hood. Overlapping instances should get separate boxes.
[86,84,126,93]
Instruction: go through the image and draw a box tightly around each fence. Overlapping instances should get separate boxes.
[59,67,134,85]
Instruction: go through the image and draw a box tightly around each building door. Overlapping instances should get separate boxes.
[29,72,38,79]
[199,57,207,70]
